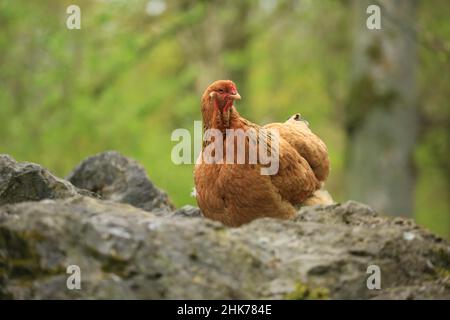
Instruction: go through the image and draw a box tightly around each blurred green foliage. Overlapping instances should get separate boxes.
[0,0,448,237]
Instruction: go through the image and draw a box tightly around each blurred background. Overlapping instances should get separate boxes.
[0,0,448,237]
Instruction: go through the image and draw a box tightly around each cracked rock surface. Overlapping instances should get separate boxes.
[0,153,449,299]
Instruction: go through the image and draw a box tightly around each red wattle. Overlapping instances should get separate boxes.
[224,100,233,113]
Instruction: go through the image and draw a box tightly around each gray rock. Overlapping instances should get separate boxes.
[0,197,449,299]
[67,151,174,214]
[0,154,95,206]
[171,205,203,218]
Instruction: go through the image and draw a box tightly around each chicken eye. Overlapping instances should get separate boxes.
[218,89,224,93]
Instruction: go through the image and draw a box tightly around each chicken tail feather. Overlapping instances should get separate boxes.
[299,189,334,207]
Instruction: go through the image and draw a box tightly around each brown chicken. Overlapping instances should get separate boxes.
[194,80,331,227]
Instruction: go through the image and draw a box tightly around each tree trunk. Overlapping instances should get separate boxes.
[346,0,418,216]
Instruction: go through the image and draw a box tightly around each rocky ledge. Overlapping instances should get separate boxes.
[0,152,449,299]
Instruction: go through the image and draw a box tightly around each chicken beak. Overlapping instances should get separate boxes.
[229,92,241,100]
